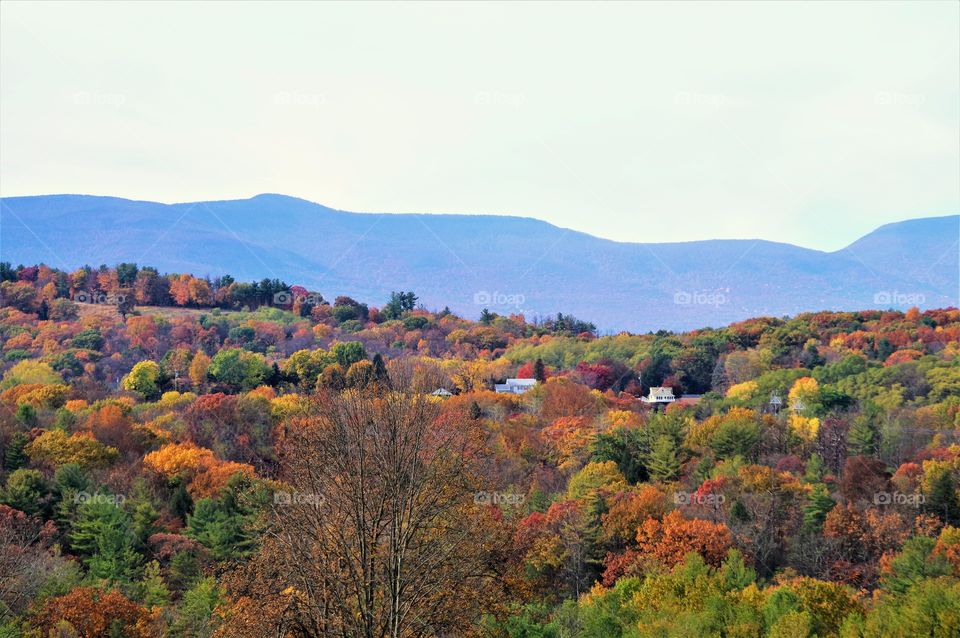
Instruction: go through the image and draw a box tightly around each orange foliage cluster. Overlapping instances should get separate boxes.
[29,587,158,638]
[144,441,255,497]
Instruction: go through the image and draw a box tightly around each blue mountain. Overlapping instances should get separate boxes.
[2,194,956,331]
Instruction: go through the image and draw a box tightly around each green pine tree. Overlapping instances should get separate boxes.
[15,404,37,427]
[694,455,716,483]
[882,536,951,594]
[720,549,756,591]
[53,463,90,533]
[53,407,77,431]
[534,358,547,383]
[847,415,878,457]
[709,420,760,460]
[803,453,826,483]
[729,499,751,524]
[646,435,680,482]
[138,560,171,607]
[802,483,835,533]
[371,353,389,387]
[1,468,49,516]
[186,497,255,561]
[169,551,202,593]
[170,480,193,521]
[3,432,29,471]
[927,471,960,525]
[128,483,161,553]
[70,499,141,584]
[170,577,224,638]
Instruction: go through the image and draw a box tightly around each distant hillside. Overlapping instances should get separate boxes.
[1,194,956,331]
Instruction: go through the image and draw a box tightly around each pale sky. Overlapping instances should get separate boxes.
[1,1,957,250]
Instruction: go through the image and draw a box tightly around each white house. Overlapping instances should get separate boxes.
[640,386,676,405]
[494,378,537,394]
[431,388,453,398]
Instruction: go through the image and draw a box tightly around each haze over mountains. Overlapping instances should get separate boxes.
[1,194,957,332]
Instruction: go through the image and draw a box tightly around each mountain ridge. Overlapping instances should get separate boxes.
[2,193,957,331]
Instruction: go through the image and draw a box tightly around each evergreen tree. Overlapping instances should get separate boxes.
[70,499,141,584]
[802,483,835,533]
[927,471,960,525]
[128,480,161,553]
[646,435,680,482]
[53,407,77,431]
[694,455,715,483]
[170,577,224,638]
[729,499,751,524]
[170,480,193,521]
[186,495,256,561]
[591,428,648,484]
[1,468,50,516]
[169,551,202,593]
[639,348,672,391]
[720,549,756,590]
[55,462,90,494]
[371,353,390,387]
[3,431,29,471]
[876,338,895,361]
[267,362,283,387]
[15,403,37,427]
[381,291,418,320]
[709,420,760,460]
[804,453,826,483]
[469,400,482,420]
[53,463,90,533]
[138,560,171,607]
[534,358,547,383]
[882,537,952,595]
[847,414,878,457]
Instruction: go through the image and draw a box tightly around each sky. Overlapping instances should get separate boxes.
[1,1,958,251]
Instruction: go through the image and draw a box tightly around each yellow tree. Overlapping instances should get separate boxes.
[189,351,211,390]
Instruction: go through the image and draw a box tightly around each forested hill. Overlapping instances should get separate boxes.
[0,281,959,635]
[1,193,956,331]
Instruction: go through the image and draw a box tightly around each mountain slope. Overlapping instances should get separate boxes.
[1,194,956,331]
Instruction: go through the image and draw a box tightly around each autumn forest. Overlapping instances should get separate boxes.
[1,262,959,638]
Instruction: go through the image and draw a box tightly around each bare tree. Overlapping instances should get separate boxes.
[264,389,507,638]
[0,505,70,620]
[384,358,452,395]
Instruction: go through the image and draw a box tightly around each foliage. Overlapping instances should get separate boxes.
[1,265,959,635]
